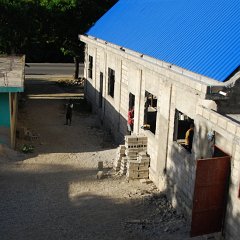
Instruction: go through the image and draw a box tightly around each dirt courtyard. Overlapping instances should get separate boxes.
[0,78,207,240]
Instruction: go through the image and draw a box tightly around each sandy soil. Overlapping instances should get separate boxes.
[0,78,208,240]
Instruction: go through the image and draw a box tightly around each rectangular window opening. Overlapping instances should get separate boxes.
[88,55,93,79]
[108,68,115,98]
[99,72,103,108]
[143,91,157,134]
[173,109,194,153]
[127,93,135,133]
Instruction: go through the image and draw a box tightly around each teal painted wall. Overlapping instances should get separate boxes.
[0,93,10,127]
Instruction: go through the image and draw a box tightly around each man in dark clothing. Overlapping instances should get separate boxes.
[65,100,73,126]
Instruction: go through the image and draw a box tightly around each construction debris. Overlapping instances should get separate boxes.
[140,179,153,184]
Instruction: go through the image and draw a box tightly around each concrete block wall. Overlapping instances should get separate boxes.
[196,106,240,240]
[82,38,240,239]
[224,145,240,240]
[164,84,200,217]
[84,46,97,111]
[83,39,203,217]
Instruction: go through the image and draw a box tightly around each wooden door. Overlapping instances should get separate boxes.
[191,152,230,237]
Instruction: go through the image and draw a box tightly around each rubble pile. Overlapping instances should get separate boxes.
[125,193,187,239]
[113,135,150,179]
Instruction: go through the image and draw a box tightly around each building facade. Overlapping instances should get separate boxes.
[80,0,240,239]
[0,56,25,148]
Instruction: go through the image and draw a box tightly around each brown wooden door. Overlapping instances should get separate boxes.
[191,155,230,237]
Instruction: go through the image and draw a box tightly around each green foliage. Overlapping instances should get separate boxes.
[40,0,77,11]
[21,144,34,153]
[0,0,118,62]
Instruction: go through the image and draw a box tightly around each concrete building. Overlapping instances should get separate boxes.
[0,55,25,148]
[80,0,240,239]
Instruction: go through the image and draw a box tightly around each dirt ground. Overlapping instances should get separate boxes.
[0,78,209,240]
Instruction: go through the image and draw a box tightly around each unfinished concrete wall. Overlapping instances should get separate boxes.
[196,106,240,240]
[164,84,202,216]
[83,39,205,218]
[82,37,240,239]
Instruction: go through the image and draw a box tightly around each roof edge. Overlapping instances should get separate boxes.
[80,35,227,87]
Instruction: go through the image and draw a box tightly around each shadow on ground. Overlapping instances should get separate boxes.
[0,163,187,240]
[16,79,115,160]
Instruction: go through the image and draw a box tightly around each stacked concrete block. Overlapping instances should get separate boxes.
[127,152,150,179]
[124,135,150,179]
[120,156,128,175]
[125,135,148,161]
[113,136,150,179]
[113,145,126,172]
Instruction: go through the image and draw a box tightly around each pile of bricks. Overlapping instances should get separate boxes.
[113,135,150,179]
[127,151,150,179]
[113,145,126,172]
[120,156,128,175]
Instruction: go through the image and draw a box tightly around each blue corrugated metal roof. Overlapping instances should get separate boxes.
[87,0,240,82]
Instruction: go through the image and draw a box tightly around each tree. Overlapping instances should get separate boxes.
[0,0,118,78]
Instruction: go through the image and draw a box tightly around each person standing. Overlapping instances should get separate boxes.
[127,107,134,134]
[65,99,73,126]
[185,123,194,153]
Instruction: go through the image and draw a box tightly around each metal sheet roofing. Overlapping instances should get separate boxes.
[87,0,240,82]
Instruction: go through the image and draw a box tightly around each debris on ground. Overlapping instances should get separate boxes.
[96,171,104,179]
[124,193,187,239]
[98,161,103,170]
[140,179,152,184]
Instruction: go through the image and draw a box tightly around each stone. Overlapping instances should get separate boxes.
[98,161,103,170]
[140,179,152,184]
[96,171,104,179]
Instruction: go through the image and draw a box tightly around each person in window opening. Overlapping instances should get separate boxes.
[127,107,134,134]
[65,99,74,126]
[184,123,194,153]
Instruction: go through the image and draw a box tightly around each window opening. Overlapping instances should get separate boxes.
[88,55,93,79]
[129,93,135,110]
[108,68,115,98]
[174,109,194,153]
[99,72,103,108]
[143,91,157,134]
[127,93,135,134]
